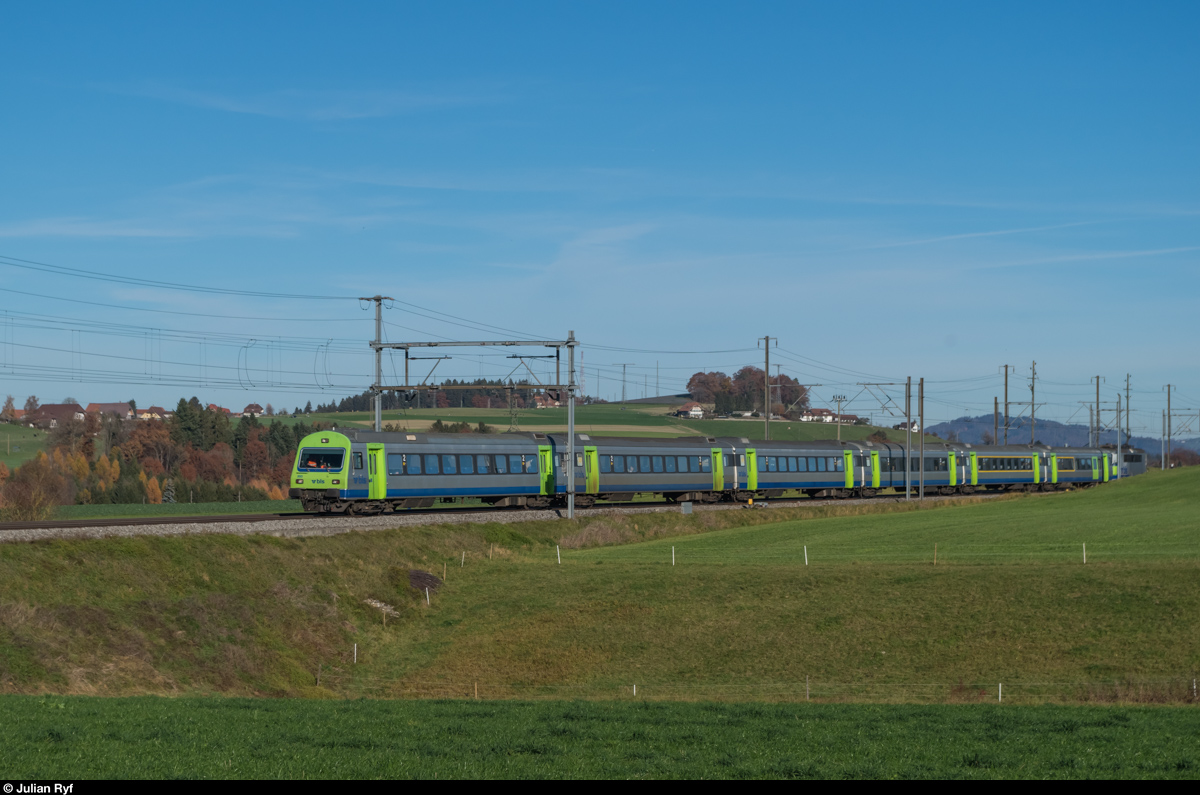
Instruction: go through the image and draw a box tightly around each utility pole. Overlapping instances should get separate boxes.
[918,377,925,500]
[612,364,633,404]
[758,336,774,440]
[1165,384,1174,466]
[905,377,912,501]
[1092,376,1104,447]
[994,397,999,444]
[360,295,394,432]
[1125,374,1131,440]
[567,331,577,519]
[1001,364,1012,444]
[1029,361,1037,444]
[1116,393,1122,480]
[655,361,659,399]
[1088,406,1093,447]
[833,394,847,442]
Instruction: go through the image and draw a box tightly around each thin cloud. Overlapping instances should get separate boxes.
[839,220,1106,252]
[0,217,195,238]
[108,83,503,120]
[980,245,1200,269]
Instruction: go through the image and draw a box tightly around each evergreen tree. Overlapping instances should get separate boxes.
[304,401,313,414]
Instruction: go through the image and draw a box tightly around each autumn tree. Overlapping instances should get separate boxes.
[0,452,66,521]
[0,395,15,423]
[23,395,39,413]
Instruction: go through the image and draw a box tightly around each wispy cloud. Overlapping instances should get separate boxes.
[838,220,1106,253]
[108,83,503,120]
[981,245,1200,269]
[0,217,195,238]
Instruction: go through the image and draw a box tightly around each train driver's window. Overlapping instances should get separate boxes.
[700,456,711,473]
[509,454,523,473]
[442,455,458,475]
[425,454,439,475]
[665,456,676,473]
[354,452,364,470]
[495,455,507,474]
[477,454,492,474]
[460,455,474,474]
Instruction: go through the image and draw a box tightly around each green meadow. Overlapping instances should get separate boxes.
[0,468,1197,777]
[3,697,1197,779]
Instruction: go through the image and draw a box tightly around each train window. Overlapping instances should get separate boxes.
[700,455,711,473]
[613,455,625,473]
[576,453,584,468]
[816,457,826,472]
[495,455,508,474]
[387,454,404,476]
[442,455,458,475]
[600,456,611,473]
[299,449,344,471]
[797,457,807,472]
[674,456,686,473]
[408,454,421,475]
[1124,454,1142,463]
[639,456,651,472]
[665,456,676,473]
[460,455,474,475]
[477,454,493,474]
[833,457,844,472]
[353,452,364,470]
[508,454,523,473]
[425,454,439,475]
[524,454,539,474]
[628,457,640,473]
[652,456,664,473]
[765,456,775,472]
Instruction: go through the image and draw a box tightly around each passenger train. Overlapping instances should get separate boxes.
[288,428,1148,514]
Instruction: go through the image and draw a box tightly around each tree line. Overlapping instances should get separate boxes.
[0,397,327,520]
[686,367,809,416]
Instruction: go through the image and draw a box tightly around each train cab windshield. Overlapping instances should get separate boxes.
[299,449,345,471]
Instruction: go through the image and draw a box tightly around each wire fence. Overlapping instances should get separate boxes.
[311,672,1200,705]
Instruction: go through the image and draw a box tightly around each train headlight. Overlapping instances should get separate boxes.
[295,478,304,484]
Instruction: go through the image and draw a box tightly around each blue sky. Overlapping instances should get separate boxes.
[1,2,1197,436]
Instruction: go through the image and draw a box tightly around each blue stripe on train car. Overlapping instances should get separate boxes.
[385,486,542,498]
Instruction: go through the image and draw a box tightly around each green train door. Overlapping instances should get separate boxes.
[1102,454,1110,482]
[367,444,386,500]
[870,451,881,488]
[538,445,554,495]
[584,446,599,494]
[710,447,724,492]
[948,452,957,487]
[843,451,853,489]
[1050,454,1059,484]
[746,449,758,491]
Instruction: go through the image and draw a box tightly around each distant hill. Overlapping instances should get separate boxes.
[926,414,1199,454]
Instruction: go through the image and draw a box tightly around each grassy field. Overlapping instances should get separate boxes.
[53,500,303,521]
[3,697,1197,779]
[298,403,934,443]
[0,423,47,470]
[0,468,1197,706]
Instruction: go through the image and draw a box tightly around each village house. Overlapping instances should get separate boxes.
[86,402,135,420]
[137,406,170,421]
[532,394,561,409]
[241,403,265,418]
[799,408,836,423]
[207,403,233,416]
[24,403,86,430]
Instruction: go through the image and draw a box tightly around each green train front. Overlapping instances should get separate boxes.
[289,430,557,513]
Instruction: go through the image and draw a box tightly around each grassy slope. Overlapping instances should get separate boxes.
[304,404,933,443]
[0,424,47,470]
[53,500,303,521]
[0,469,1197,704]
[3,697,1197,779]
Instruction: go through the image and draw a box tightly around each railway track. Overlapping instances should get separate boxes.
[0,490,1012,537]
